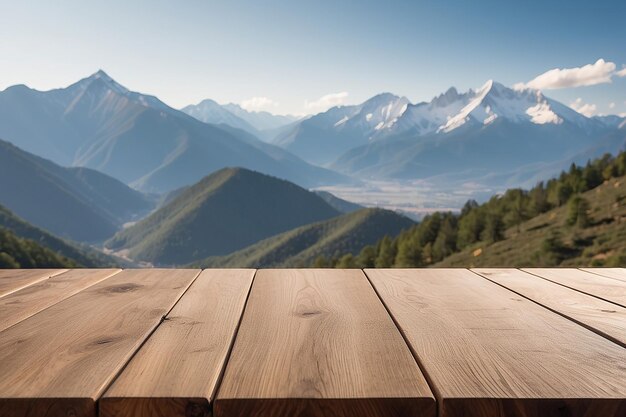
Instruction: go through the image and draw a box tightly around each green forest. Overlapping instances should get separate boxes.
[0,228,77,268]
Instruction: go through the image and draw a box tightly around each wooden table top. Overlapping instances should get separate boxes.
[0,268,624,417]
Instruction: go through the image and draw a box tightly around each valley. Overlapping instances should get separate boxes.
[0,70,624,268]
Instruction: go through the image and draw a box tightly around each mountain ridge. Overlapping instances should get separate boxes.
[105,167,342,265]
[194,208,414,268]
[268,80,623,178]
[0,70,348,193]
[0,138,153,242]
[0,203,119,267]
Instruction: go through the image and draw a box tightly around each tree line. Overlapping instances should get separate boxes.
[313,151,626,268]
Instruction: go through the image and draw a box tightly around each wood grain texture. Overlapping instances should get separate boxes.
[580,268,626,283]
[473,268,626,347]
[366,268,626,417]
[214,269,435,417]
[0,269,121,332]
[0,269,67,298]
[0,269,200,417]
[523,268,626,307]
[100,269,255,417]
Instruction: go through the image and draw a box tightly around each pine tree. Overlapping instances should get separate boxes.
[556,182,574,206]
[375,236,396,268]
[432,217,457,261]
[567,196,591,228]
[457,210,484,249]
[395,237,423,267]
[312,255,330,268]
[529,181,549,215]
[356,245,377,268]
[336,254,356,268]
[481,212,504,243]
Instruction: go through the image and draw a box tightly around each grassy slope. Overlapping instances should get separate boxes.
[196,208,415,268]
[106,168,341,265]
[436,176,626,267]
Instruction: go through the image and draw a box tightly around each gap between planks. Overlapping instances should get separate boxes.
[472,268,626,349]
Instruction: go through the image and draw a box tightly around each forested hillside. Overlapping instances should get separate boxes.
[195,208,413,268]
[0,204,118,268]
[319,151,626,268]
[0,228,77,268]
[106,168,341,265]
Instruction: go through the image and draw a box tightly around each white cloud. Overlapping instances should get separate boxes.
[305,91,349,112]
[240,96,278,112]
[518,59,617,90]
[617,67,626,77]
[609,102,616,109]
[570,98,597,117]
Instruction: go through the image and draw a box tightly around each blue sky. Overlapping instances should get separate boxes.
[1,0,625,116]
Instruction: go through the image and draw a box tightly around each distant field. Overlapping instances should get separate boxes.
[315,178,496,220]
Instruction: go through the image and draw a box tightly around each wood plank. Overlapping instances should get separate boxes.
[0,268,200,417]
[366,268,626,417]
[100,269,255,417]
[214,269,435,417]
[0,269,121,332]
[580,268,626,283]
[473,268,626,348]
[0,269,67,298]
[523,268,626,307]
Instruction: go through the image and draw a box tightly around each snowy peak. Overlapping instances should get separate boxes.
[222,103,299,131]
[360,93,409,131]
[62,70,170,114]
[435,80,596,133]
[373,80,602,137]
[77,69,130,96]
[92,69,121,86]
[431,86,461,107]
[181,99,258,134]
[328,93,410,134]
[181,100,298,133]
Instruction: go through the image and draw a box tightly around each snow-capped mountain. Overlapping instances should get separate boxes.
[273,80,615,169]
[0,70,348,192]
[181,99,259,135]
[356,80,595,138]
[181,100,298,139]
[2,71,624,199]
[222,103,298,131]
[328,81,624,184]
[428,80,593,133]
[272,93,411,165]
[63,69,173,114]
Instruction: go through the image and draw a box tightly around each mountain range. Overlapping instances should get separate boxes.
[181,99,298,140]
[0,71,346,193]
[105,168,343,265]
[2,71,624,197]
[269,81,626,189]
[0,138,153,242]
[0,203,119,267]
[1,70,625,269]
